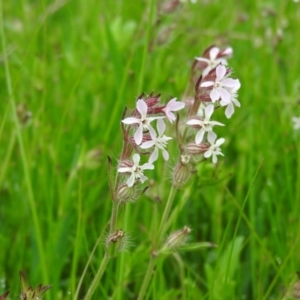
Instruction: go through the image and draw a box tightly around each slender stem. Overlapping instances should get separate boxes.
[0,0,49,285]
[138,186,177,299]
[157,186,177,243]
[109,201,120,235]
[137,258,156,300]
[74,226,106,300]
[84,255,110,300]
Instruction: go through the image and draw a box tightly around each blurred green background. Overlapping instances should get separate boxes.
[1,0,300,299]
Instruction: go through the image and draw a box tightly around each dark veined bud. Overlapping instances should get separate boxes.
[172,155,191,188]
[185,142,208,155]
[117,183,135,202]
[159,226,192,254]
[118,159,134,170]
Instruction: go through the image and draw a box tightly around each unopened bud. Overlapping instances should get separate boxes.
[118,159,133,170]
[172,158,191,188]
[159,226,191,254]
[185,142,208,155]
[117,183,135,201]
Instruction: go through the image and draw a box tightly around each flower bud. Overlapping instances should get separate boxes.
[172,156,191,188]
[159,226,192,254]
[118,159,134,170]
[185,142,208,155]
[117,183,135,201]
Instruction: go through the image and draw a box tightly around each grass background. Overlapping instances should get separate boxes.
[1,0,300,299]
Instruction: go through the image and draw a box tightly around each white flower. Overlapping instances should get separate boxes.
[162,98,185,123]
[220,80,241,118]
[292,116,300,130]
[186,105,224,144]
[200,65,240,104]
[195,47,231,76]
[118,154,154,187]
[140,119,172,163]
[122,99,161,145]
[204,133,225,163]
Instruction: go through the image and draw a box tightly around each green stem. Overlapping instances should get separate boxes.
[84,255,110,300]
[138,186,177,300]
[157,186,177,243]
[137,258,156,300]
[0,0,49,285]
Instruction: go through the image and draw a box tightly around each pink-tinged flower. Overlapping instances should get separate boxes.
[200,65,240,104]
[162,98,185,123]
[292,116,300,130]
[122,99,162,145]
[187,105,224,144]
[204,133,225,163]
[118,154,154,187]
[195,46,232,76]
[140,119,172,163]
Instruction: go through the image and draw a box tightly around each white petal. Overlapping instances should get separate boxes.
[225,103,234,118]
[220,98,231,106]
[122,117,140,124]
[205,104,214,120]
[149,148,158,164]
[210,121,225,126]
[204,149,212,158]
[195,57,209,63]
[118,167,132,173]
[232,98,241,107]
[140,140,155,149]
[200,81,214,87]
[134,126,143,145]
[141,162,155,170]
[127,173,135,187]
[216,65,226,81]
[208,131,217,142]
[162,148,169,161]
[187,119,201,126]
[222,78,238,88]
[139,174,148,183]
[157,119,166,136]
[219,88,231,103]
[195,129,205,144]
[212,154,218,164]
[169,101,185,111]
[132,153,140,165]
[223,47,233,56]
[210,88,220,102]
[209,47,219,60]
[136,99,148,117]
[215,138,225,146]
[207,132,217,144]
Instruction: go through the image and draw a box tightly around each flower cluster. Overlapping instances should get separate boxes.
[117,94,185,190]
[171,45,241,186]
[117,45,241,191]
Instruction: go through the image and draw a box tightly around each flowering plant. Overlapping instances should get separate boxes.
[84,45,241,300]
